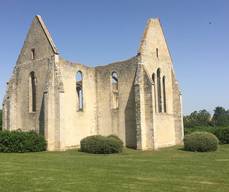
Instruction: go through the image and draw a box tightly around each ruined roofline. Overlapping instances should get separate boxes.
[35,15,138,65]
[35,16,173,69]
[35,15,59,54]
[95,55,138,69]
[59,55,138,69]
[34,15,142,66]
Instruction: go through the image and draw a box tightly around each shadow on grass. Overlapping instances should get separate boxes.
[178,147,186,151]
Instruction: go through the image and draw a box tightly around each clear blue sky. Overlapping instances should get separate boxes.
[0,0,228,114]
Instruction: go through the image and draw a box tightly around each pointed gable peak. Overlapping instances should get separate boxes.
[147,18,160,24]
[33,15,59,54]
[138,18,161,54]
[142,18,161,36]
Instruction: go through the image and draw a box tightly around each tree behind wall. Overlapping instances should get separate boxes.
[212,107,229,127]
[184,107,229,129]
[0,110,2,130]
[183,110,211,128]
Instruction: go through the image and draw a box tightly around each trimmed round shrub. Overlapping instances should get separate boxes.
[0,130,47,153]
[184,132,218,152]
[214,127,229,144]
[107,134,124,147]
[80,135,123,154]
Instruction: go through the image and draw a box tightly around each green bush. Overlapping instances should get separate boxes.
[0,130,47,153]
[184,132,218,152]
[107,134,123,147]
[0,110,2,131]
[214,127,229,144]
[212,107,229,127]
[80,135,123,154]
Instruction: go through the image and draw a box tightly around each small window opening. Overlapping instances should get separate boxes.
[76,71,83,111]
[156,48,159,58]
[111,71,119,109]
[31,48,35,60]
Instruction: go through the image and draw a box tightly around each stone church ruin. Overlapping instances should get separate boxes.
[2,15,184,151]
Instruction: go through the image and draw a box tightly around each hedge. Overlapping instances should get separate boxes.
[0,130,47,153]
[214,127,229,144]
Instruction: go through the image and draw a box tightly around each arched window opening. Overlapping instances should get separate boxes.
[162,76,167,113]
[111,71,119,109]
[152,73,155,83]
[29,71,36,112]
[152,73,156,111]
[157,68,162,112]
[76,71,83,111]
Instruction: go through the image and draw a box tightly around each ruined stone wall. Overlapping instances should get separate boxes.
[137,19,180,148]
[2,15,57,134]
[50,57,138,149]
[1,15,63,151]
[14,58,50,132]
[59,58,97,148]
[143,69,154,149]
[172,70,184,144]
[95,57,138,146]
[3,75,17,130]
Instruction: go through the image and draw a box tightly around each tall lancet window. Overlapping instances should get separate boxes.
[157,68,162,112]
[111,71,119,109]
[29,71,36,112]
[152,73,156,111]
[162,76,167,113]
[76,71,83,111]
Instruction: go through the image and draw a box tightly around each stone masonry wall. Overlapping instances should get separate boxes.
[95,57,138,146]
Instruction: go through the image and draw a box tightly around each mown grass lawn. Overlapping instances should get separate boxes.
[0,145,229,192]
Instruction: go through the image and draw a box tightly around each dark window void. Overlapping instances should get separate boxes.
[31,48,35,60]
[157,68,162,112]
[156,48,159,58]
[29,71,36,112]
[162,76,167,113]
[76,71,83,111]
[152,73,156,111]
[152,73,155,84]
[111,71,118,109]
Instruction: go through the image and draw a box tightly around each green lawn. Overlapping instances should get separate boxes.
[0,145,229,192]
